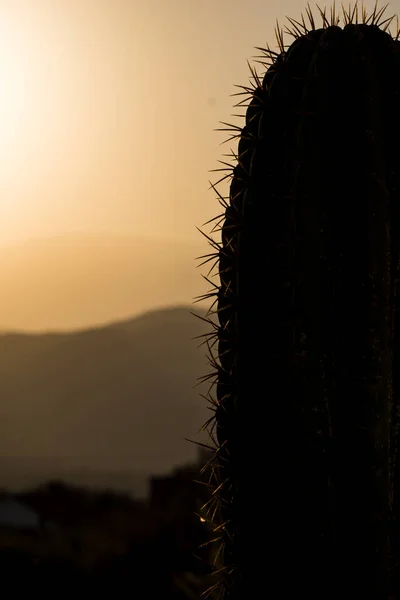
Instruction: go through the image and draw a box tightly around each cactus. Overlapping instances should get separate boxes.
[195,2,400,598]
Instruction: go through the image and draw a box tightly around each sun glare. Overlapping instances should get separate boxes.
[0,20,30,166]
[0,57,27,163]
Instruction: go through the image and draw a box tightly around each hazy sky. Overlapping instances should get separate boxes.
[0,0,397,329]
[4,0,396,244]
[0,0,273,245]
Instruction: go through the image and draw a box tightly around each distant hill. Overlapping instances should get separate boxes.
[0,306,216,495]
[0,457,150,499]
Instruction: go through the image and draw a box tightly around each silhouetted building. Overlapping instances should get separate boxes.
[149,448,212,514]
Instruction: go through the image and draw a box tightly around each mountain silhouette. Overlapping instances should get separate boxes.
[0,305,214,494]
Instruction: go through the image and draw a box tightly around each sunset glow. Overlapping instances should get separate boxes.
[0,0,392,330]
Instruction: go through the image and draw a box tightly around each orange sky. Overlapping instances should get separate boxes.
[0,0,300,245]
[0,0,395,329]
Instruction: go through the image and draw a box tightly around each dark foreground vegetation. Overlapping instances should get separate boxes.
[0,450,213,597]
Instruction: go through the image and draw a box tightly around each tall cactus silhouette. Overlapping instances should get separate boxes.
[195,2,400,598]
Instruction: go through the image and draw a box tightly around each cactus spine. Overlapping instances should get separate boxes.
[197,2,400,598]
